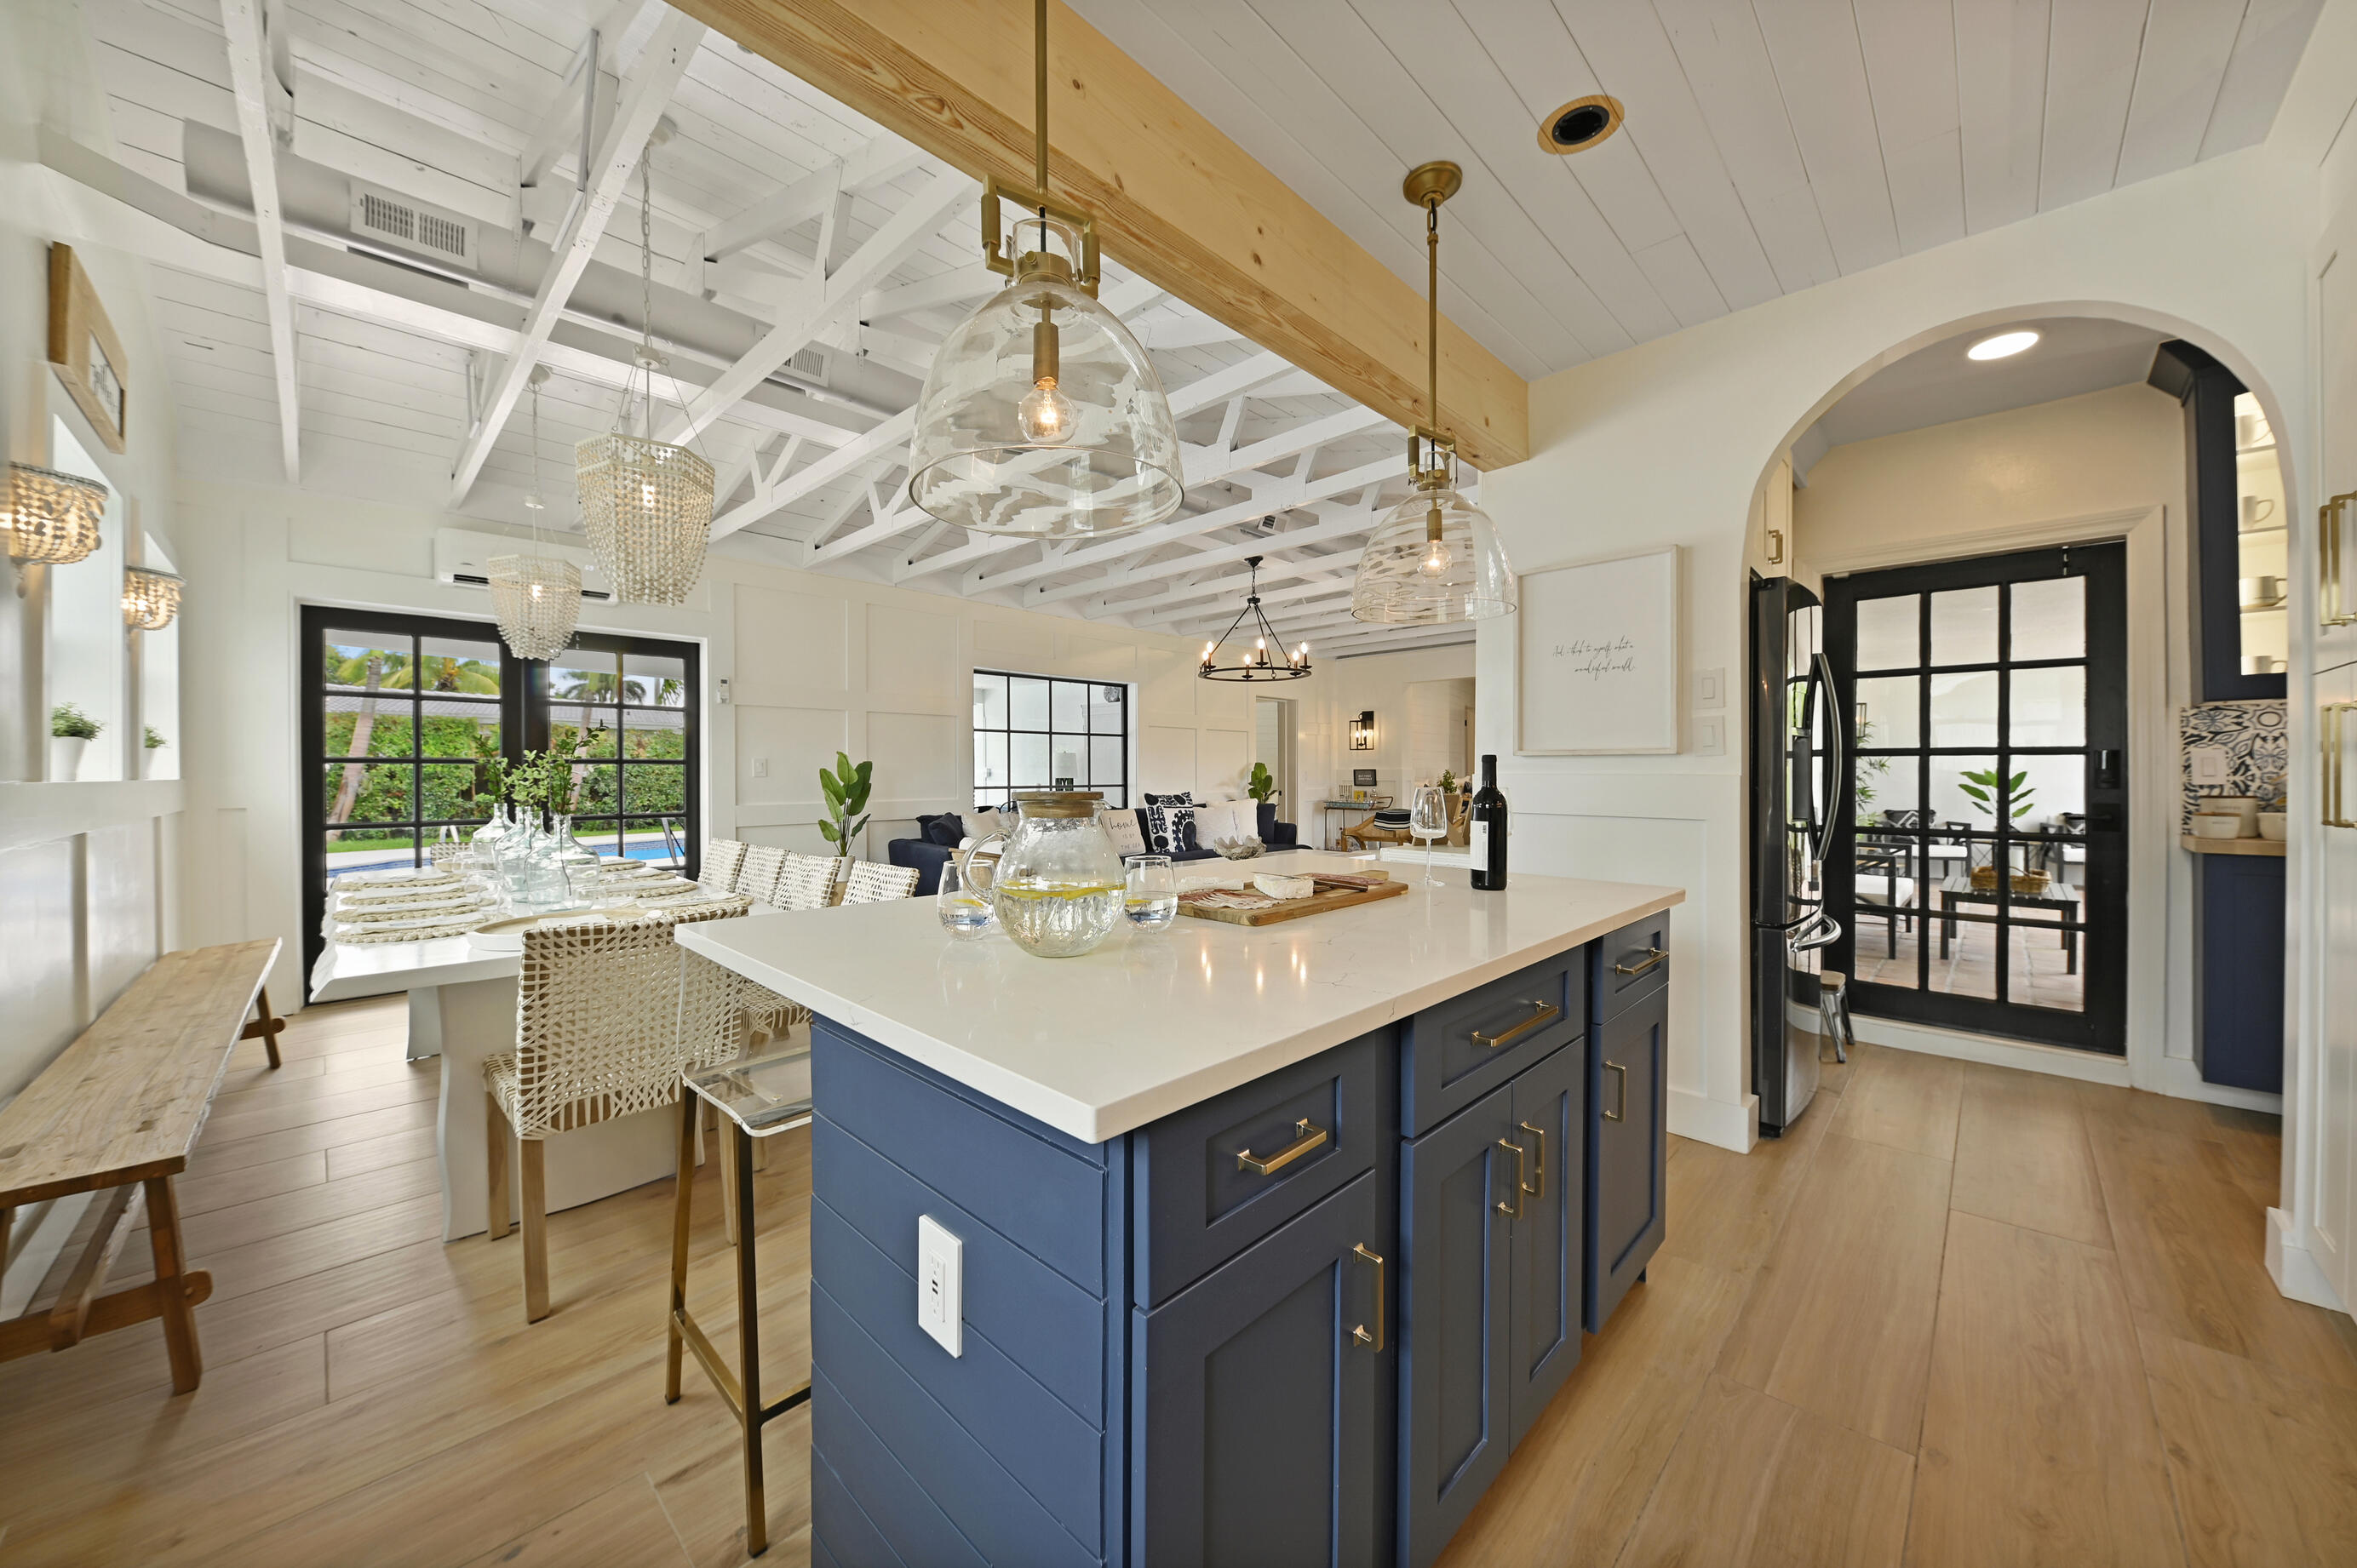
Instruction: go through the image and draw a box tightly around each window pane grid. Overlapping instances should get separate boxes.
[974,668,1127,808]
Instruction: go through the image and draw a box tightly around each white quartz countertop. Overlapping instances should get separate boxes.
[676,850,1683,1143]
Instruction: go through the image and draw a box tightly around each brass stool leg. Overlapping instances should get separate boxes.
[665,1090,697,1405]
[733,1120,767,1557]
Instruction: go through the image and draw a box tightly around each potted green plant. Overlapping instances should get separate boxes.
[50,703,100,781]
[1958,766,2044,892]
[1247,761,1278,806]
[141,724,168,779]
[818,753,873,864]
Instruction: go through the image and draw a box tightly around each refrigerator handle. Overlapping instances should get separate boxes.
[1811,652,1845,876]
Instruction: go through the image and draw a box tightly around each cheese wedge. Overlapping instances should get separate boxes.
[1253,873,1316,901]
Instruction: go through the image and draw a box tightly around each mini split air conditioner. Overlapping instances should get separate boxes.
[433,527,613,601]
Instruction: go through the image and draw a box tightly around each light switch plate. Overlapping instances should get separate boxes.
[2189,746,2231,785]
[1695,715,1726,757]
[750,756,769,779]
[1694,667,1727,710]
[916,1214,963,1358]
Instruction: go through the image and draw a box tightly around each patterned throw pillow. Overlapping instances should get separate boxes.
[1099,810,1148,856]
[1146,801,1199,856]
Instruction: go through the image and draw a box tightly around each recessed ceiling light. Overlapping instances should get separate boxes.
[1537,94,1625,154]
[1967,329,2040,361]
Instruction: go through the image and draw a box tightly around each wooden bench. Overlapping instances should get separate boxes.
[0,939,285,1393]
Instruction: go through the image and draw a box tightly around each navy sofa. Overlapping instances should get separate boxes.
[888,803,1299,896]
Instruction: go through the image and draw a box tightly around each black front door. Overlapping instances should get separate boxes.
[1824,543,2128,1053]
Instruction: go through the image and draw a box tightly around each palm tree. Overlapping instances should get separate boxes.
[329,651,384,824]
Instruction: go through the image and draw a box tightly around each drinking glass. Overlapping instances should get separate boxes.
[1410,784,1449,887]
[938,858,994,940]
[1125,855,1178,933]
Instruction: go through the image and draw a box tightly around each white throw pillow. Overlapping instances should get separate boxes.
[961,808,1006,843]
[1099,810,1147,856]
[1196,798,1255,846]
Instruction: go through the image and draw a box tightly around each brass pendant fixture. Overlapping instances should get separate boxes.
[576,147,715,604]
[1197,556,1310,681]
[1350,162,1517,626]
[491,369,583,661]
[905,0,1183,539]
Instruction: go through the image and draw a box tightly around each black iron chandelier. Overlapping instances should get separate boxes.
[1197,556,1311,682]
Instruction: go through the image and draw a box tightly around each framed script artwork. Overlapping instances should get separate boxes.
[49,245,129,453]
[1517,546,1681,755]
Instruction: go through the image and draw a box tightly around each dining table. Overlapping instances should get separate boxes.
[309,908,785,1242]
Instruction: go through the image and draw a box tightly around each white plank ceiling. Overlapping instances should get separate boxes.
[1071,0,2325,380]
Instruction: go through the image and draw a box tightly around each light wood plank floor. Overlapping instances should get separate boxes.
[6,1004,2354,1565]
[1442,1042,2357,1568]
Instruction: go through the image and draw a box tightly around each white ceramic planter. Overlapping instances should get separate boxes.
[49,735,88,781]
[140,747,164,779]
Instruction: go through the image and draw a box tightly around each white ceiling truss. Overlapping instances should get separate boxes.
[57,0,1450,654]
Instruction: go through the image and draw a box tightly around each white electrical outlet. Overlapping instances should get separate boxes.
[750,756,769,779]
[916,1214,963,1358]
[1695,715,1726,757]
[2190,746,2230,785]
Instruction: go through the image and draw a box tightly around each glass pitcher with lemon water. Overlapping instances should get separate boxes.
[956,792,1126,957]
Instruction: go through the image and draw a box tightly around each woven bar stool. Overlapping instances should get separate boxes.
[703,838,747,891]
[843,860,920,903]
[666,1047,814,1558]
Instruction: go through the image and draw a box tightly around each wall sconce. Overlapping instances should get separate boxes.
[7,461,106,566]
[123,564,185,630]
[1350,710,1376,751]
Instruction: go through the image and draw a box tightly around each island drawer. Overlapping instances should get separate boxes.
[1401,951,1587,1136]
[1132,1026,1395,1307]
[1596,908,1671,1022]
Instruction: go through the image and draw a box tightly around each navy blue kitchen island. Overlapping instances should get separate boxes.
[680,856,1681,1568]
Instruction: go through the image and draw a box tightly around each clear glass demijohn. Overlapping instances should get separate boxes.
[908,219,1183,539]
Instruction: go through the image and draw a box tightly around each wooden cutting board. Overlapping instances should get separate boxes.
[1177,876,1409,925]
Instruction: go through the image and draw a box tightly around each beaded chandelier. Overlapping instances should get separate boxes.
[7,461,106,565]
[122,564,184,630]
[576,150,714,604]
[490,371,582,661]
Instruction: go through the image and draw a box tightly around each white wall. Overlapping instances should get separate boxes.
[1480,146,2316,1153]
[1793,383,2232,1103]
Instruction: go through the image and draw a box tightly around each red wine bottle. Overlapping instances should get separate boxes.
[1470,753,1507,890]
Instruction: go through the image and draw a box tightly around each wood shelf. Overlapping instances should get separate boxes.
[2180,833,2286,856]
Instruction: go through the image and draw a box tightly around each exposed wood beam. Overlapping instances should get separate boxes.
[669,0,1528,468]
[220,0,301,482]
[697,134,926,261]
[448,9,705,506]
[1024,489,1394,604]
[660,167,973,447]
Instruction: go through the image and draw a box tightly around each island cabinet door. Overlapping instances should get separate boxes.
[1397,1083,1513,1568]
[1133,1170,1385,1568]
[1505,1040,1584,1450]
[1586,985,1668,1333]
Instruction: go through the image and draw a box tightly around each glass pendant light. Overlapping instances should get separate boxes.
[1351,162,1517,625]
[490,369,583,661]
[1197,556,1310,681]
[905,0,1183,539]
[576,147,715,604]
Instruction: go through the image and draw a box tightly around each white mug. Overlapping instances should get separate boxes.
[2238,410,2272,449]
[2240,495,2275,529]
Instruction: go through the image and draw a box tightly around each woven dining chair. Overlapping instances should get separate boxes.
[737,844,786,905]
[772,853,840,911]
[843,860,920,903]
[703,838,747,892]
[485,905,746,1322]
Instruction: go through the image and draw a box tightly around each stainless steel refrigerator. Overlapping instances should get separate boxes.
[1749,575,1842,1136]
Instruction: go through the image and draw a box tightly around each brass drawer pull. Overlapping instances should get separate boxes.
[1236,1118,1328,1175]
[1603,1061,1629,1122]
[1495,1138,1526,1218]
[1471,999,1561,1050]
[1351,1244,1385,1352]
[1613,947,1668,978]
[2329,703,2357,829]
[1518,1120,1546,1200]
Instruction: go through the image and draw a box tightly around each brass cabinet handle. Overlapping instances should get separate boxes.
[2329,704,2357,829]
[1351,1244,1385,1352]
[1517,1120,1546,1200]
[1613,947,1668,977]
[1471,999,1561,1050]
[2326,495,2357,627]
[1236,1118,1328,1175]
[1495,1139,1526,1218]
[1603,1061,1629,1122]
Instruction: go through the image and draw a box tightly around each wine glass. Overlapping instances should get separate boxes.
[1126,855,1178,933]
[938,858,993,940]
[1410,784,1449,887]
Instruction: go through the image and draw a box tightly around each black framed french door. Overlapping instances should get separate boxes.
[1823,542,2128,1053]
[300,607,700,987]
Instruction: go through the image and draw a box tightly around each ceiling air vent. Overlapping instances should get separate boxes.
[350,183,478,270]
